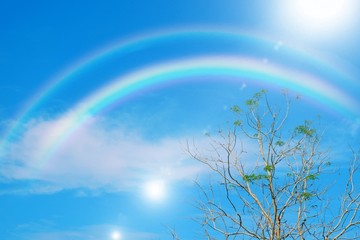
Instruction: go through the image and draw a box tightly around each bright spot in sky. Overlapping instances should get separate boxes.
[144,179,166,201]
[278,0,358,40]
[111,231,121,240]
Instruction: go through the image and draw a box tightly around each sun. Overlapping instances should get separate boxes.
[144,179,166,201]
[277,0,358,40]
[111,231,121,240]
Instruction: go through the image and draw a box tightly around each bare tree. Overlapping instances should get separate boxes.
[179,90,360,239]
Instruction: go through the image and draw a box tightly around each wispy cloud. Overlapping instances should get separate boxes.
[1,114,205,194]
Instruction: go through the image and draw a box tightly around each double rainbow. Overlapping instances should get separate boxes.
[1,28,358,167]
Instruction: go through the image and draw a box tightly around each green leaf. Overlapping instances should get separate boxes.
[301,192,313,200]
[246,99,258,107]
[275,140,285,146]
[306,174,319,180]
[264,165,274,172]
[243,174,269,183]
[230,105,241,113]
[244,90,267,109]
[234,120,242,126]
[295,125,315,137]
[254,89,267,99]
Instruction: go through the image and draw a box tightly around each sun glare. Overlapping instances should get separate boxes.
[144,180,166,201]
[111,231,121,240]
[278,0,358,40]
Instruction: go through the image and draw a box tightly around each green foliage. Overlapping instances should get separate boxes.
[295,125,315,137]
[295,120,316,137]
[245,89,267,109]
[301,192,313,201]
[275,140,285,146]
[231,90,269,126]
[231,105,243,127]
[234,120,242,126]
[254,89,267,97]
[246,99,259,108]
[264,165,275,172]
[243,173,269,183]
[230,105,241,113]
[306,174,319,181]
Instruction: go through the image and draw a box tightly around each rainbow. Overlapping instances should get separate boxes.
[0,28,358,167]
[25,56,360,165]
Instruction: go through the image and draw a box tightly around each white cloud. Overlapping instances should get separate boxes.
[0,109,268,195]
[1,113,205,194]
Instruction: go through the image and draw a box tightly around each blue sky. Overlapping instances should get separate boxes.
[1,1,360,239]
